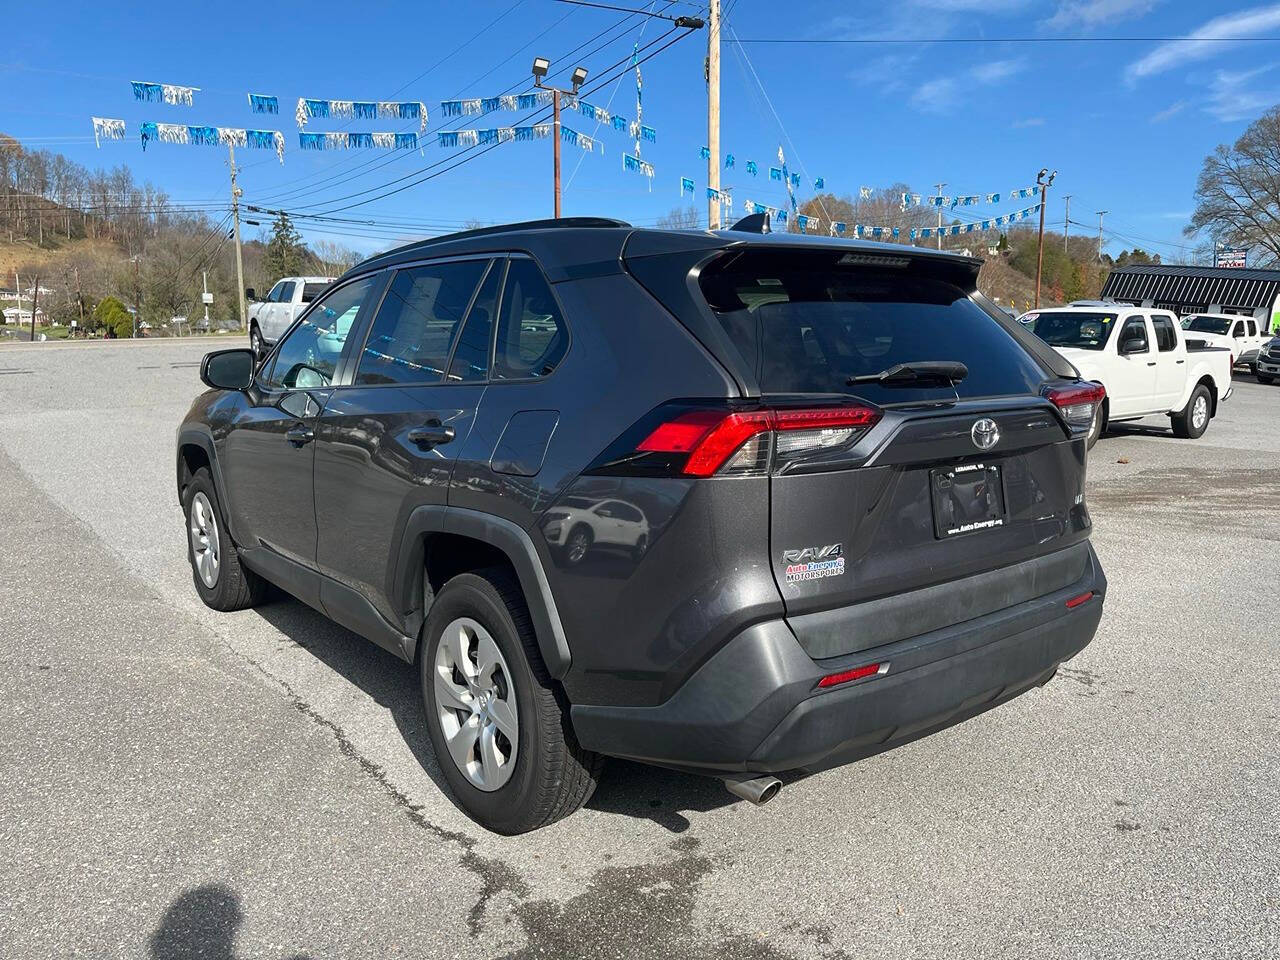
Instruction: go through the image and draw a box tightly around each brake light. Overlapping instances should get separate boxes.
[817,661,888,688]
[1044,382,1105,428]
[637,405,881,477]
[1065,591,1094,608]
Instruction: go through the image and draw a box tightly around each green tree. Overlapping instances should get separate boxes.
[93,295,133,338]
[262,212,306,281]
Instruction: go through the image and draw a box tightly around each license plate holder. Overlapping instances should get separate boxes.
[930,462,1007,539]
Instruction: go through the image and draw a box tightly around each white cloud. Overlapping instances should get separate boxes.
[1204,65,1280,121]
[1046,0,1156,29]
[911,59,1026,112]
[1127,4,1280,82]
[1149,100,1187,122]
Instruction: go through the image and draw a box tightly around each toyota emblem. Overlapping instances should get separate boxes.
[971,418,1000,450]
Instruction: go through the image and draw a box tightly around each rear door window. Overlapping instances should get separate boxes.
[1247,320,1258,337]
[697,250,1048,405]
[354,260,487,386]
[1151,315,1178,351]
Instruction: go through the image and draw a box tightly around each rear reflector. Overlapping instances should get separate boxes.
[817,661,888,688]
[1044,382,1106,429]
[1065,591,1094,609]
[637,406,881,477]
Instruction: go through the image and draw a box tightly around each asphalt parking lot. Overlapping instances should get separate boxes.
[1,337,1276,959]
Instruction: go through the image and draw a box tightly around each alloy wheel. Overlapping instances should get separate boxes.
[188,492,221,588]
[433,617,519,791]
[1192,394,1208,431]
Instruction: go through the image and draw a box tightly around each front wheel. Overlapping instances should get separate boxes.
[1171,384,1212,439]
[420,569,602,834]
[183,467,265,610]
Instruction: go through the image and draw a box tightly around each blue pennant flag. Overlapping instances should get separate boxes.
[834,222,846,235]
[438,131,460,148]
[680,176,695,197]
[612,116,627,131]
[814,177,825,189]
[299,132,325,150]
[303,99,330,119]
[797,214,810,233]
[394,133,417,149]
[745,160,758,176]
[725,154,735,168]
[769,166,782,182]
[248,94,278,114]
[353,102,377,119]
[349,132,373,148]
[640,125,655,143]
[699,145,710,159]
[789,173,800,188]
[481,97,501,114]
[441,100,463,117]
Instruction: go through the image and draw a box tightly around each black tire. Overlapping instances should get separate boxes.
[563,524,593,566]
[1258,372,1275,385]
[420,568,602,834]
[1171,383,1212,440]
[249,323,265,362]
[182,467,265,611]
[631,534,649,561]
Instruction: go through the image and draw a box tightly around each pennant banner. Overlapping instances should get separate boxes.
[560,126,602,154]
[300,132,419,150]
[91,117,126,148]
[296,98,426,130]
[131,81,198,106]
[140,122,285,163]
[436,126,559,147]
[247,93,279,115]
[902,188,1038,209]
[623,153,654,179]
[437,92,656,143]
[681,177,695,197]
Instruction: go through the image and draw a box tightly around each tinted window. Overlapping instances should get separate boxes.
[355,260,487,386]
[1185,316,1232,335]
[267,281,287,303]
[1026,311,1117,351]
[301,281,331,303]
[1247,320,1258,336]
[494,259,568,380]
[698,252,1047,404]
[447,260,501,382]
[1152,315,1178,351]
[1231,321,1245,338]
[262,276,374,390]
[1119,317,1149,352]
[279,281,296,304]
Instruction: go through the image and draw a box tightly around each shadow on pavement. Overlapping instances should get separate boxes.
[148,884,314,960]
[585,759,742,832]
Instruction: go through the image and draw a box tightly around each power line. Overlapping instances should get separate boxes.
[552,0,704,25]
[726,35,1280,45]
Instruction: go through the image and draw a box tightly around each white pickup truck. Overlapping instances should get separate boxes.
[247,276,335,358]
[1180,313,1271,372]
[1019,306,1233,444]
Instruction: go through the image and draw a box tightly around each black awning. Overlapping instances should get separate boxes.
[1101,264,1280,310]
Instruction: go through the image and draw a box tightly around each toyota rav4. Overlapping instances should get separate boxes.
[176,217,1107,833]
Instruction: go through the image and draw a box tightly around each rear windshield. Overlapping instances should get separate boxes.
[698,251,1048,405]
[1183,315,1231,335]
[1024,311,1116,351]
[301,281,331,303]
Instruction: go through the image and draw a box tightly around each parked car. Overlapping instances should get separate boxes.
[1019,306,1233,444]
[1256,336,1280,384]
[1180,313,1270,372]
[246,276,335,358]
[178,218,1107,833]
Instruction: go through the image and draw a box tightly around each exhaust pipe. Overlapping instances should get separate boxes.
[723,775,782,806]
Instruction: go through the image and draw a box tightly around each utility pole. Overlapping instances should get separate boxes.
[132,256,140,338]
[1063,195,1071,252]
[29,274,38,342]
[202,270,210,333]
[707,0,721,229]
[935,181,946,250]
[532,58,588,220]
[1095,210,1108,263]
[75,265,84,333]
[229,142,247,331]
[1033,168,1056,308]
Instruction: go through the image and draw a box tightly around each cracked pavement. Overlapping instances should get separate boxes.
[0,338,1276,958]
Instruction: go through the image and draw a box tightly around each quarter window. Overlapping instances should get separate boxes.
[301,281,331,303]
[355,260,488,386]
[1232,321,1245,338]
[494,259,568,380]
[1151,315,1178,352]
[261,276,375,390]
[447,260,502,383]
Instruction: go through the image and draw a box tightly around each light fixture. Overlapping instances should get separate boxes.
[570,66,588,92]
[532,57,550,83]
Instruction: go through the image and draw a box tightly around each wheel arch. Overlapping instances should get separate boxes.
[394,506,572,679]
[177,428,244,544]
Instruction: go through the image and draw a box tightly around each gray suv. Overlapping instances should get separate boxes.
[177,217,1107,833]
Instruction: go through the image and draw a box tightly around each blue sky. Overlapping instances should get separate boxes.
[6,0,1280,259]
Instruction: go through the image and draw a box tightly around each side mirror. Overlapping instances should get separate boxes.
[201,348,255,391]
[1119,337,1146,355]
[245,287,257,302]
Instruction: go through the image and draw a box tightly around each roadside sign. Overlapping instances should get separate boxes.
[1216,247,1248,268]
[201,292,214,305]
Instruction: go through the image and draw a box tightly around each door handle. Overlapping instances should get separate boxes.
[1176,359,1185,364]
[1146,361,1156,366]
[407,422,456,448]
[286,425,315,446]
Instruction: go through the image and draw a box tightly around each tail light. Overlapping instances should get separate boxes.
[594,402,881,477]
[817,661,889,689]
[1043,382,1105,430]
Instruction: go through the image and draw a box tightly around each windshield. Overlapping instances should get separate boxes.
[1182,315,1232,335]
[698,251,1048,405]
[1024,311,1116,351]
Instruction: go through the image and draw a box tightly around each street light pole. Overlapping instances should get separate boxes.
[1063,194,1071,252]
[1034,167,1057,308]
[707,0,721,229]
[533,58,587,219]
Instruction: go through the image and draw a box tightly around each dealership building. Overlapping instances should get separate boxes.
[1100,264,1280,332]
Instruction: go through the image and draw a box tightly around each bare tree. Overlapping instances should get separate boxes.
[311,239,361,276]
[655,205,703,229]
[1187,105,1280,266]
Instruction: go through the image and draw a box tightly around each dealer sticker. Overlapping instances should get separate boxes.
[782,544,846,584]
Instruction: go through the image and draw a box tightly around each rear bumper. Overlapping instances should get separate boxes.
[571,544,1106,776]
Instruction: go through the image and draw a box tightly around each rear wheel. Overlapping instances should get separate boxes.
[420,569,601,834]
[182,467,265,610]
[1171,384,1211,439]
[1259,371,1275,385]
[564,525,593,566]
[249,323,265,361]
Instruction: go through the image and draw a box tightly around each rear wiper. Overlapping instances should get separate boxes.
[846,361,969,387]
